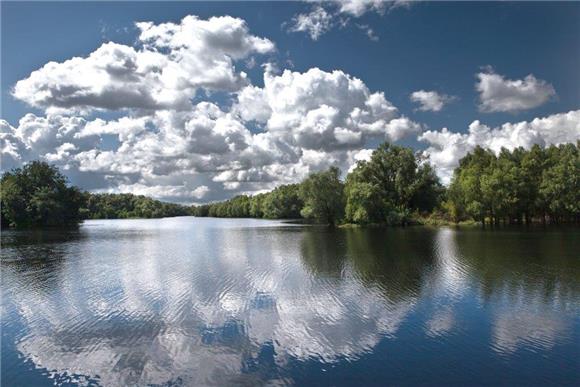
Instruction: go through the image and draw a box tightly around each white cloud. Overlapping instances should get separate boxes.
[233,84,272,122]
[1,120,31,171]
[4,15,419,204]
[410,90,456,112]
[476,69,556,113]
[288,0,411,41]
[419,110,580,184]
[356,24,379,42]
[13,15,274,113]
[112,183,199,200]
[250,66,418,150]
[3,65,420,202]
[337,0,389,17]
[348,148,374,172]
[192,185,210,199]
[289,6,333,41]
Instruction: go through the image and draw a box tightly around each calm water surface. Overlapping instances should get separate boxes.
[1,217,579,386]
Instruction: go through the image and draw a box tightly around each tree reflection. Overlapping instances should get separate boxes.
[454,228,580,302]
[300,226,347,276]
[344,228,437,301]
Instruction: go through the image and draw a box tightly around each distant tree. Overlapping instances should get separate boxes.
[82,192,190,220]
[299,167,344,225]
[262,184,303,219]
[249,194,266,218]
[409,162,444,213]
[344,180,383,224]
[1,161,84,228]
[480,149,518,224]
[520,145,546,223]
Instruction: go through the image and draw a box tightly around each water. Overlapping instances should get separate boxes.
[1,217,579,386]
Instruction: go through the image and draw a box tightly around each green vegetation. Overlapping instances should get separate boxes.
[190,183,303,219]
[193,141,579,226]
[83,193,190,220]
[2,142,578,228]
[0,161,84,228]
[192,143,444,226]
[299,167,344,225]
[344,143,442,225]
[446,143,579,225]
[0,162,189,228]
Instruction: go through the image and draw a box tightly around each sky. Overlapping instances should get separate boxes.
[1,1,579,204]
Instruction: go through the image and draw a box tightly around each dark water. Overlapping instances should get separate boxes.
[1,218,579,386]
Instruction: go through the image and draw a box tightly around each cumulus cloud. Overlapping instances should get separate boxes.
[410,90,456,112]
[237,66,419,151]
[113,183,201,201]
[476,69,556,113]
[3,13,421,204]
[13,15,274,113]
[3,64,420,203]
[348,148,374,172]
[6,12,578,205]
[1,120,31,171]
[419,110,580,184]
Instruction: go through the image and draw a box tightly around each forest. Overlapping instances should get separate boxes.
[1,142,578,228]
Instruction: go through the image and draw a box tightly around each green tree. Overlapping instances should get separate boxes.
[539,143,579,222]
[249,194,266,218]
[344,142,442,225]
[520,145,546,223]
[1,161,84,228]
[448,146,495,224]
[262,184,303,219]
[299,166,344,225]
[447,143,579,225]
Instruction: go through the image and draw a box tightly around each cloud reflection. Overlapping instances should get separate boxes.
[2,220,578,385]
[2,219,422,385]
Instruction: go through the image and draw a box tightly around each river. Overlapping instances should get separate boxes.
[1,217,578,385]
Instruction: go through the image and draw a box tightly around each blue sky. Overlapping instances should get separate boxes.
[1,1,579,202]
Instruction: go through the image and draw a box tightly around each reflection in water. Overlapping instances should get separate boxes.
[1,218,579,386]
[453,229,580,357]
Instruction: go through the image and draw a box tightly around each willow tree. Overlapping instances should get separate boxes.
[299,167,345,225]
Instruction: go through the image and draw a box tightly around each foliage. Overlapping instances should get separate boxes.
[262,184,303,219]
[4,141,578,228]
[191,183,304,220]
[299,167,345,225]
[448,143,579,225]
[344,143,443,225]
[83,193,190,220]
[1,161,84,228]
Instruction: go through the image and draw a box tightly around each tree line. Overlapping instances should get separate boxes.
[445,143,579,226]
[191,143,444,226]
[0,161,189,228]
[1,142,578,228]
[83,193,190,220]
[192,142,579,226]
